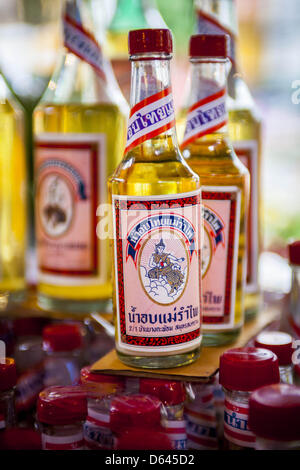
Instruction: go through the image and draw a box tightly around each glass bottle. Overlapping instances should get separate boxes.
[181,34,249,346]
[249,384,300,450]
[0,75,27,303]
[106,0,166,101]
[109,28,202,369]
[34,0,127,314]
[194,0,262,321]
[0,358,17,430]
[219,347,280,450]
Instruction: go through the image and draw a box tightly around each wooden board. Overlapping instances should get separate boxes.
[92,308,280,382]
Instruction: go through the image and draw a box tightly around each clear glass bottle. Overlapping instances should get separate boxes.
[0,358,17,431]
[0,75,27,303]
[254,330,294,384]
[181,34,249,346]
[139,378,187,450]
[219,347,280,450]
[288,241,300,337]
[109,28,202,369]
[37,386,87,450]
[34,0,127,314]
[194,0,262,321]
[249,384,300,450]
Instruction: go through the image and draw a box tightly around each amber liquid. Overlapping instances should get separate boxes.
[34,103,126,314]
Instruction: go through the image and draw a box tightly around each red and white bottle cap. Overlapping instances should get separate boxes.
[37,386,87,425]
[128,29,173,56]
[249,384,300,441]
[254,331,294,366]
[42,323,83,352]
[219,347,280,391]
[288,241,300,266]
[80,366,125,395]
[139,378,186,406]
[0,358,17,391]
[110,394,162,434]
[189,33,230,59]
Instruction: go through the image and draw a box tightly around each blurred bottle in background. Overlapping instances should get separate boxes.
[0,76,27,303]
[34,0,127,314]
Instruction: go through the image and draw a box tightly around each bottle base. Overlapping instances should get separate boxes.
[116,345,201,369]
[202,327,241,347]
[37,293,112,315]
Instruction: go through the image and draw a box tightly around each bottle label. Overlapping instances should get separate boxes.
[84,409,114,450]
[63,5,106,81]
[202,186,241,329]
[15,362,45,411]
[181,89,228,148]
[42,431,85,450]
[185,403,218,450]
[125,87,176,154]
[112,190,202,354]
[234,140,259,292]
[0,414,5,430]
[224,398,256,448]
[35,133,106,286]
[196,9,236,65]
[162,419,187,450]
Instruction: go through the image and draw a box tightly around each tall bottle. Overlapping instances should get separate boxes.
[181,34,249,346]
[34,0,127,314]
[0,76,27,303]
[106,0,166,101]
[195,0,262,321]
[109,29,202,369]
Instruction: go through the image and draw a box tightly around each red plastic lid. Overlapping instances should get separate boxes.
[80,366,125,387]
[249,384,300,441]
[219,347,280,391]
[254,331,293,366]
[116,429,173,450]
[110,394,162,433]
[13,317,47,337]
[37,386,87,425]
[42,323,83,352]
[288,241,300,265]
[189,34,230,59]
[128,29,172,56]
[0,358,17,391]
[0,428,42,450]
[139,378,186,405]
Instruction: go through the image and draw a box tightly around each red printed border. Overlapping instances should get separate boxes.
[202,190,237,324]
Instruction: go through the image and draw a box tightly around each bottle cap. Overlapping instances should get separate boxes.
[249,384,300,441]
[0,358,17,391]
[189,34,230,59]
[37,386,87,425]
[139,378,186,405]
[254,331,293,366]
[80,366,125,395]
[116,429,173,450]
[42,323,83,352]
[128,29,172,56]
[288,241,300,265]
[110,394,162,433]
[219,347,280,391]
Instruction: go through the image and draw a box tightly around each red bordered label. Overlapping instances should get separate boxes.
[185,402,218,450]
[35,133,106,286]
[112,190,202,355]
[125,87,175,154]
[224,398,256,448]
[42,432,84,450]
[234,141,259,292]
[84,409,114,450]
[202,186,241,329]
[181,89,228,148]
[162,419,187,450]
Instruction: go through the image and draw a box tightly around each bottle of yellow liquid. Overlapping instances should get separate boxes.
[34,0,128,314]
[0,75,27,303]
[195,0,262,321]
[181,34,249,346]
[109,29,202,368]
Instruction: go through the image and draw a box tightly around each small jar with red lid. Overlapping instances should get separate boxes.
[81,367,125,450]
[184,381,219,450]
[255,331,294,384]
[37,386,87,450]
[219,347,280,450]
[249,384,300,450]
[139,378,187,450]
[110,394,163,450]
[288,241,300,337]
[42,323,84,387]
[0,358,17,430]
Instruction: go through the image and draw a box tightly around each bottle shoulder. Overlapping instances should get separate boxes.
[227,73,261,122]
